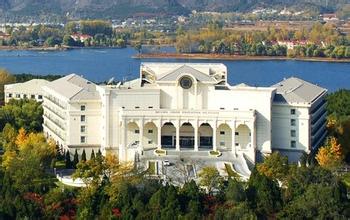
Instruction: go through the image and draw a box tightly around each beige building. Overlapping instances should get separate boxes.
[4,79,48,103]
[39,63,327,166]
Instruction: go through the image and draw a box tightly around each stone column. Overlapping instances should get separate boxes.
[231,122,236,155]
[121,118,127,161]
[176,120,180,151]
[194,122,199,151]
[157,121,162,150]
[212,123,217,152]
[139,120,143,151]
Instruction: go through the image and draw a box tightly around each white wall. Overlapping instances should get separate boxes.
[271,104,310,152]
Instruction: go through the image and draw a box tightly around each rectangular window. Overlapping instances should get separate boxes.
[291,109,296,115]
[8,93,12,98]
[31,94,35,99]
[23,94,27,98]
[148,106,153,109]
[148,140,153,144]
[220,131,225,135]
[220,107,225,110]
[235,132,239,136]
[291,119,296,126]
[291,140,296,148]
[16,94,20,98]
[235,143,239,146]
[291,130,296,137]
[81,125,86,133]
[135,106,140,109]
[135,130,139,134]
[81,115,86,122]
[81,105,86,111]
[81,136,86,143]
[220,141,225,146]
[148,129,153,134]
[38,95,43,99]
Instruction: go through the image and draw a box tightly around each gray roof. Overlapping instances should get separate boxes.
[5,79,49,94]
[272,77,327,104]
[45,74,100,101]
[158,65,215,82]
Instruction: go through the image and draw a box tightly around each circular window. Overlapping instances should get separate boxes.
[179,76,193,89]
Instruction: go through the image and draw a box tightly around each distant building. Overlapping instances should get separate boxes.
[70,34,92,43]
[39,63,327,168]
[322,14,339,22]
[277,40,308,49]
[4,79,49,103]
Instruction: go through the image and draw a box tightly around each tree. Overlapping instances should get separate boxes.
[81,149,87,162]
[62,35,75,46]
[73,149,79,169]
[246,168,282,216]
[198,166,223,194]
[90,149,95,160]
[65,150,72,169]
[257,152,289,182]
[0,69,16,103]
[316,137,343,170]
[225,178,246,203]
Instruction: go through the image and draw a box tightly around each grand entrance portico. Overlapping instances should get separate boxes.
[120,109,256,161]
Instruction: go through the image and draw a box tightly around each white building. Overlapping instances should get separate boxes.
[40,63,327,165]
[4,79,49,103]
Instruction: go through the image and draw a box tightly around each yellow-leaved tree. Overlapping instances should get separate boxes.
[316,137,343,170]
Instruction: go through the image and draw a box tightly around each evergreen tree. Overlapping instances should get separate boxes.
[96,149,102,160]
[81,149,87,162]
[65,150,72,169]
[90,150,95,160]
[73,149,79,169]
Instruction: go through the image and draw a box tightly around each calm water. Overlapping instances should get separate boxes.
[0,47,349,92]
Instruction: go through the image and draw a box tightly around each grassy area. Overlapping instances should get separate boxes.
[225,163,240,179]
[209,150,221,157]
[54,160,66,169]
[147,161,157,175]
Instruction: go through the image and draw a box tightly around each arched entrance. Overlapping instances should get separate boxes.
[143,122,158,149]
[161,122,176,148]
[236,124,251,149]
[179,122,194,148]
[198,123,213,149]
[217,123,232,150]
[127,122,139,147]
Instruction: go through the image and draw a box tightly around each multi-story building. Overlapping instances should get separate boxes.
[42,74,101,156]
[4,79,48,103]
[40,63,327,166]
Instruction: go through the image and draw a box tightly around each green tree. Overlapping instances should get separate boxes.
[73,149,79,169]
[90,149,95,160]
[0,69,16,103]
[198,166,223,194]
[257,152,289,182]
[81,149,87,162]
[65,150,72,169]
[62,35,75,46]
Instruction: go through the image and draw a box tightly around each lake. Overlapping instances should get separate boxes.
[0,47,349,92]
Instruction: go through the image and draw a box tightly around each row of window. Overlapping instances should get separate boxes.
[134,129,250,136]
[8,93,42,99]
[122,106,154,109]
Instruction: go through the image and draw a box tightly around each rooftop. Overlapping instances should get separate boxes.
[272,77,327,105]
[5,79,49,94]
[44,74,100,101]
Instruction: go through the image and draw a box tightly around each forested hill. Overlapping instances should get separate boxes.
[0,0,348,21]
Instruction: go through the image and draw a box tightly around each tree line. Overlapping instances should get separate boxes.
[176,22,350,59]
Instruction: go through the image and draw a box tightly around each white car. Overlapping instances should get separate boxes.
[163,160,171,166]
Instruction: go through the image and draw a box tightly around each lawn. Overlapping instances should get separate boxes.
[225,163,240,179]
[147,161,157,175]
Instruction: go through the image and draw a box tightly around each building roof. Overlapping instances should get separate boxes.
[5,79,49,95]
[44,74,100,101]
[272,77,327,105]
[158,65,216,82]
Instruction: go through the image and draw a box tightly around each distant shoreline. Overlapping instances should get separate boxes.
[133,53,350,63]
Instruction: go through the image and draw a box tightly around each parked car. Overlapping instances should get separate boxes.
[163,160,171,166]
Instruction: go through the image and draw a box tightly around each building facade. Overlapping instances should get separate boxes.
[4,79,48,103]
[38,63,327,164]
